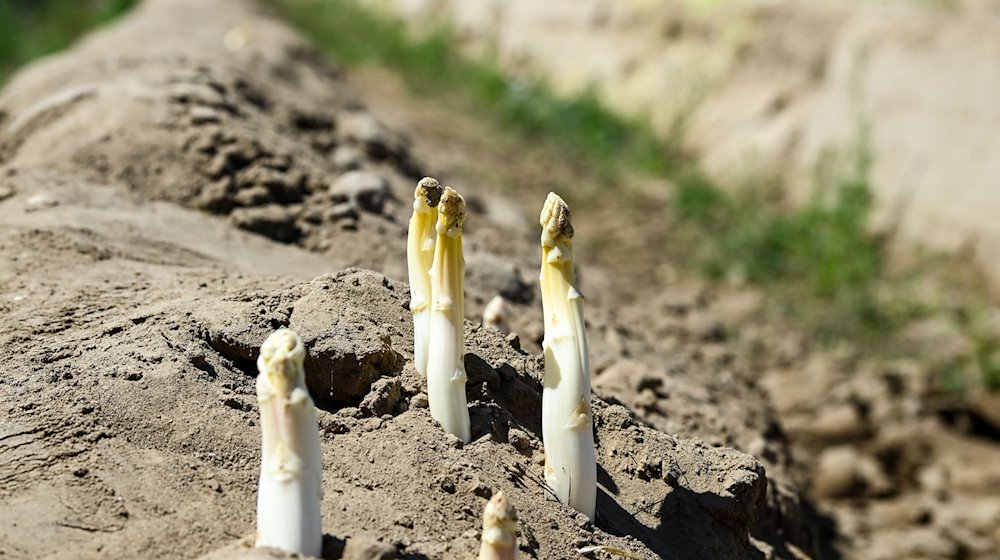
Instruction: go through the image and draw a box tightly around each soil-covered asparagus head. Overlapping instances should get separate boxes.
[415,176,444,208]
[540,192,573,248]
[480,491,518,559]
[437,187,466,236]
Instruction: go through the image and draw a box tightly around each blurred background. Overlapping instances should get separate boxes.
[4,0,999,558]
[0,0,133,83]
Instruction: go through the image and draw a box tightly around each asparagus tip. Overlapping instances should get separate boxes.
[437,186,466,234]
[483,490,517,539]
[258,328,306,394]
[540,192,573,243]
[416,177,444,207]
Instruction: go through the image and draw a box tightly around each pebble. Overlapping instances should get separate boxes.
[329,170,391,214]
[189,106,222,125]
[508,428,531,451]
[799,403,869,443]
[811,446,861,499]
[332,145,362,170]
[24,193,58,212]
[359,377,402,417]
[409,393,429,409]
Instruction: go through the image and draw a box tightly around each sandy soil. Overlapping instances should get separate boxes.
[0,0,824,559]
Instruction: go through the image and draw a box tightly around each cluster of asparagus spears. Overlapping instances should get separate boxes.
[253,178,595,558]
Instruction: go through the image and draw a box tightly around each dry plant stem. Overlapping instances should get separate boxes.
[539,193,597,519]
[478,491,518,560]
[255,329,323,557]
[426,187,472,443]
[407,177,444,377]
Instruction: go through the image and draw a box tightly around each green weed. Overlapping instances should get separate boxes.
[0,0,135,84]
[670,145,910,345]
[270,0,674,177]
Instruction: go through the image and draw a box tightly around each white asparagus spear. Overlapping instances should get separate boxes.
[426,186,472,443]
[407,177,444,378]
[255,329,323,557]
[539,193,597,519]
[478,491,518,560]
[483,294,512,334]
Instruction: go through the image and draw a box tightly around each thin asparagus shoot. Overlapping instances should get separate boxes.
[255,328,323,557]
[426,186,472,443]
[483,294,512,333]
[478,491,518,560]
[539,193,597,519]
[407,177,444,377]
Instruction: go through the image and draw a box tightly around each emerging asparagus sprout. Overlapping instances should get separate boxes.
[255,329,323,557]
[478,491,518,560]
[426,186,472,443]
[483,294,512,333]
[539,193,597,519]
[407,177,444,378]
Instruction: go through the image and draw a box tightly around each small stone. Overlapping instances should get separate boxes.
[25,193,58,212]
[221,397,249,412]
[812,446,861,499]
[812,446,890,500]
[325,202,359,222]
[796,403,869,443]
[232,185,272,207]
[745,436,778,464]
[329,170,391,214]
[168,83,226,106]
[508,428,531,451]
[228,205,300,243]
[332,145,362,170]
[469,476,492,499]
[410,393,429,409]
[440,477,457,494]
[189,106,222,125]
[237,167,304,203]
[483,295,512,333]
[193,178,234,213]
[917,464,950,494]
[445,433,464,449]
[339,111,397,159]
[506,332,521,350]
[359,377,402,417]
